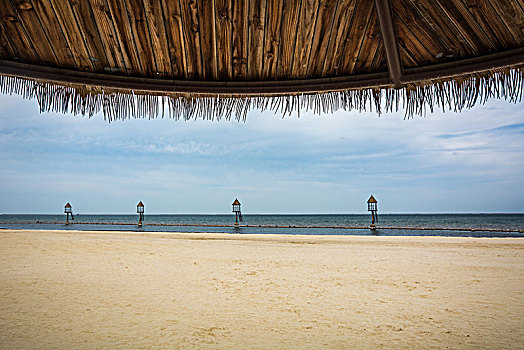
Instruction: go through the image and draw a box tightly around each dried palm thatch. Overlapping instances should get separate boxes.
[1,0,523,121]
[1,66,523,121]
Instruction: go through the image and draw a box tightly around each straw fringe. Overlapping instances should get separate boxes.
[1,67,523,121]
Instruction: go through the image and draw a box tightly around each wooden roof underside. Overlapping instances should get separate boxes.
[1,0,523,89]
[0,0,523,120]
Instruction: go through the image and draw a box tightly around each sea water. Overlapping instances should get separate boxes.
[1,214,523,237]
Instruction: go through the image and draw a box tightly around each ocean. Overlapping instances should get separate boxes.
[1,214,523,237]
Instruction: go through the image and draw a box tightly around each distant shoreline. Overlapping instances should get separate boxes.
[2,228,524,241]
[2,222,523,233]
[3,212,524,215]
[2,228,524,242]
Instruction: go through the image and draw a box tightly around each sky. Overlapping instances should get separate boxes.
[0,92,523,214]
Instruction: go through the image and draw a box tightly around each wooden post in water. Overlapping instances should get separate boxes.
[64,202,73,225]
[367,195,378,230]
[137,201,145,226]
[232,199,242,227]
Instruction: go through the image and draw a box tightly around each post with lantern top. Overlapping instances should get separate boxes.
[64,202,74,225]
[367,195,378,229]
[137,201,145,226]
[232,199,242,226]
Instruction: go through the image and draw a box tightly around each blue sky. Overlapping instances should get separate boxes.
[0,93,523,214]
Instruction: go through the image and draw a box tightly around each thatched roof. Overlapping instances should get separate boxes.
[1,0,523,120]
[367,195,377,204]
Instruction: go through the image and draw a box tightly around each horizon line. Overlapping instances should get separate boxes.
[3,212,524,215]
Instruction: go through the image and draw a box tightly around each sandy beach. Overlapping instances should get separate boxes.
[0,229,523,349]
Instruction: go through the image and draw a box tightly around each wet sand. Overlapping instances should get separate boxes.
[1,229,523,349]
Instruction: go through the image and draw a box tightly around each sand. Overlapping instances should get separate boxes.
[0,229,523,349]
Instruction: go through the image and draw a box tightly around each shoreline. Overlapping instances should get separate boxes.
[3,222,523,233]
[3,228,524,243]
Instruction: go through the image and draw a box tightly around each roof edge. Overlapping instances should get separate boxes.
[1,47,524,96]
[1,53,523,120]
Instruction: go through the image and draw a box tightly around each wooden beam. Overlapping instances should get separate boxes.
[374,0,403,87]
[0,58,390,94]
[401,47,524,83]
[1,47,524,95]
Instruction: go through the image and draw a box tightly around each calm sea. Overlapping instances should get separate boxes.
[1,214,523,237]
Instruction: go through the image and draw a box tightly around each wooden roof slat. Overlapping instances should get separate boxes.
[124,0,158,76]
[338,0,374,74]
[247,0,266,79]
[0,21,16,58]
[276,0,301,79]
[88,0,130,74]
[369,40,387,71]
[354,6,381,74]
[0,38,8,58]
[198,0,218,80]
[69,0,111,71]
[322,0,357,76]
[0,7,37,61]
[402,0,470,60]
[232,0,249,79]
[28,0,78,69]
[518,0,524,16]
[215,0,233,80]
[435,0,495,54]
[397,44,417,68]
[308,0,340,77]
[160,0,186,77]
[485,0,524,46]
[47,0,99,71]
[393,13,436,67]
[465,0,517,49]
[391,0,448,62]
[178,0,203,79]
[4,0,57,66]
[86,0,125,73]
[291,0,319,78]
[106,0,144,74]
[331,0,363,75]
[261,0,282,79]
[141,0,173,77]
